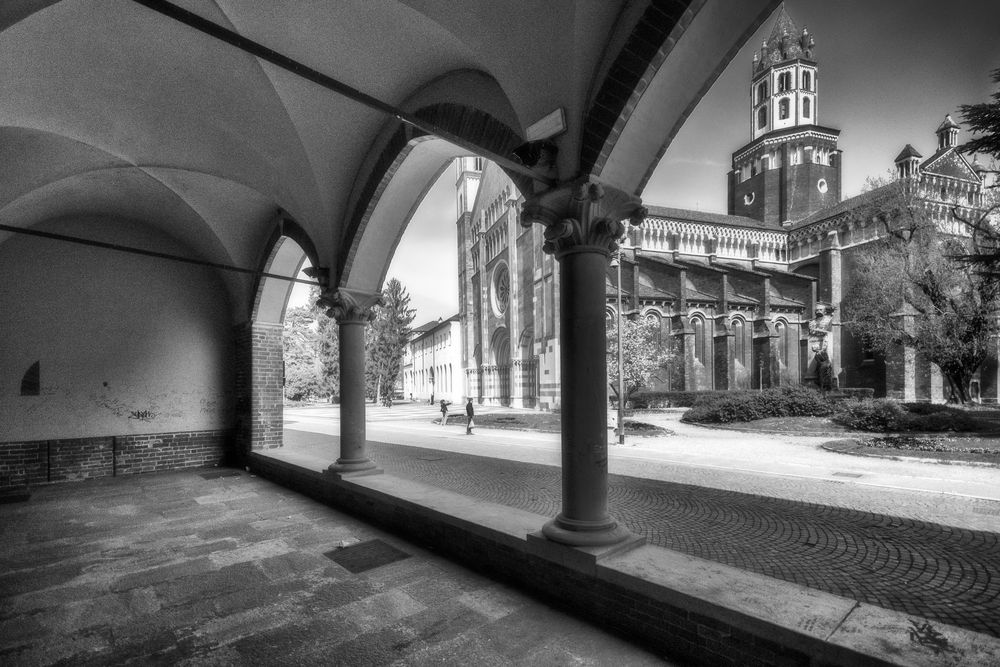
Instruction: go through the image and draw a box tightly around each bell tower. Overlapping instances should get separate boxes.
[728,6,842,226]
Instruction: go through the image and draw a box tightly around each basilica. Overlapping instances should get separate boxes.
[454,7,993,410]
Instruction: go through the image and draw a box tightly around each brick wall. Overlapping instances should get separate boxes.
[0,430,229,489]
[233,321,284,455]
[252,322,284,451]
[0,441,47,488]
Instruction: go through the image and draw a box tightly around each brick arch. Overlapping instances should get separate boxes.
[337,103,524,291]
[582,0,778,195]
[251,216,321,326]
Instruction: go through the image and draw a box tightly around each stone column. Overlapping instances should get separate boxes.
[521,177,644,546]
[318,287,382,474]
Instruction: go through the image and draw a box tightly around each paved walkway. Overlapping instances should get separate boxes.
[284,405,1000,639]
[0,470,672,666]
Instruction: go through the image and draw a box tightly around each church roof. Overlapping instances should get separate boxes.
[646,205,785,232]
[937,114,961,132]
[894,144,922,162]
[754,5,814,72]
[791,184,894,228]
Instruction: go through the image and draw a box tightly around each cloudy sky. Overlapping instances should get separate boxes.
[296,0,1000,322]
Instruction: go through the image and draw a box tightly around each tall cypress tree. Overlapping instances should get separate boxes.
[365,278,416,402]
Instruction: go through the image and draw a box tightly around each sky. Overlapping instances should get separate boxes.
[294,0,1000,321]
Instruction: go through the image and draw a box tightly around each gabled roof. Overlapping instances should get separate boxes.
[921,148,981,182]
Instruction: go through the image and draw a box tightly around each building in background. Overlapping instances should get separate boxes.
[402,316,463,404]
[453,6,994,407]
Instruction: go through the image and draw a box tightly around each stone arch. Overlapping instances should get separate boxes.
[337,72,525,295]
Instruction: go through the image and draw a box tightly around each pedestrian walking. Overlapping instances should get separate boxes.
[439,399,451,426]
[465,398,475,435]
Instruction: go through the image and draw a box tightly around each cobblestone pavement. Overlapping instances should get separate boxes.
[290,431,1000,638]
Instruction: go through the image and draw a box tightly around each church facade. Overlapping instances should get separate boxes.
[456,7,994,409]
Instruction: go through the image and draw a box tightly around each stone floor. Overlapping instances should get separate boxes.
[0,470,674,666]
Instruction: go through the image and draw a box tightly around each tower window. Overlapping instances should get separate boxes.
[756,81,768,103]
[778,72,791,92]
[779,98,790,120]
[802,71,812,91]
[757,105,767,129]
[803,97,811,118]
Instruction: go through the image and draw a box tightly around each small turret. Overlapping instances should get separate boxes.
[936,114,960,150]
[894,144,922,179]
[800,27,814,58]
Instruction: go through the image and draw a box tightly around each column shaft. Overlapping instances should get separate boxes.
[336,320,372,469]
[551,248,614,530]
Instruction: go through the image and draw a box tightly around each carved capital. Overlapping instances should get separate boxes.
[316,287,382,323]
[520,176,645,257]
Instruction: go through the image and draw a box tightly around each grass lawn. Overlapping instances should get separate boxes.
[455,412,671,437]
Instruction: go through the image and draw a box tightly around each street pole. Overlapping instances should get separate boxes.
[615,249,625,446]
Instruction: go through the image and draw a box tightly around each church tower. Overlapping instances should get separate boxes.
[728,6,842,226]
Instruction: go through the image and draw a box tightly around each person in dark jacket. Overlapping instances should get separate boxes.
[439,399,451,425]
[465,399,475,435]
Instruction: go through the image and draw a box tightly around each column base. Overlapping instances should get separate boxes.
[327,458,379,474]
[541,513,635,547]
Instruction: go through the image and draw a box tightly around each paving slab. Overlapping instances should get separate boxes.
[0,470,674,666]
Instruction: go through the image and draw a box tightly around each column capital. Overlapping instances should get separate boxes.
[520,176,646,257]
[317,287,382,323]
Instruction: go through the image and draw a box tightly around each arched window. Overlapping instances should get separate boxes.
[692,316,706,364]
[646,312,663,348]
[775,321,789,366]
[732,318,749,367]
[801,71,812,91]
[756,81,768,103]
[803,97,811,119]
[757,105,767,129]
[779,98,790,120]
[778,72,791,92]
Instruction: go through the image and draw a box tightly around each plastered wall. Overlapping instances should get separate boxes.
[1,217,234,441]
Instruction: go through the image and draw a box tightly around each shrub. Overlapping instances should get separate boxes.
[830,400,979,432]
[830,399,907,431]
[631,391,731,409]
[681,386,832,424]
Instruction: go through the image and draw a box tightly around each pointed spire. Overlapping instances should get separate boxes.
[755,5,814,71]
[894,144,922,162]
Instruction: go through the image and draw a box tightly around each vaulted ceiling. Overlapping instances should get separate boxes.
[1,0,778,320]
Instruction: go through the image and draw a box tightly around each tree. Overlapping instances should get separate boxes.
[959,67,1000,161]
[282,286,339,401]
[365,278,416,402]
[282,300,322,401]
[840,178,1000,403]
[607,315,674,406]
[955,67,1000,275]
[312,294,340,400]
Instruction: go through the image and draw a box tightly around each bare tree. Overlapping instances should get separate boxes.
[841,178,999,403]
